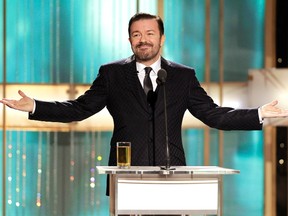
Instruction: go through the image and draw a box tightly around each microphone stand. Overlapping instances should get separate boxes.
[157,69,175,171]
[160,82,173,170]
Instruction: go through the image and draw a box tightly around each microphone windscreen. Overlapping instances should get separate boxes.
[157,69,167,83]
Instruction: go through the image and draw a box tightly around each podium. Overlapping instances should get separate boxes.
[96,166,239,216]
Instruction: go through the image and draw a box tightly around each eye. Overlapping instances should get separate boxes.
[132,32,141,38]
[147,31,156,36]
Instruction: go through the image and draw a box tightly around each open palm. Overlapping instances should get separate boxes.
[0,90,34,112]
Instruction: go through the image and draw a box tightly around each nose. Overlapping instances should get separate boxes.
[139,34,147,42]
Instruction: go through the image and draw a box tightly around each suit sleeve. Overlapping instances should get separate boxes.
[187,72,262,131]
[29,66,108,123]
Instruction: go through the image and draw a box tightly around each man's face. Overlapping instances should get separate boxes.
[129,19,165,65]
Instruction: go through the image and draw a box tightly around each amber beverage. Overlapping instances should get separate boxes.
[117,142,131,168]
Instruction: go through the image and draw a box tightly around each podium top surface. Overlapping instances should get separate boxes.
[96,166,239,175]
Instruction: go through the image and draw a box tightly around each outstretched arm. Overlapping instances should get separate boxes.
[260,100,288,119]
[0,90,34,112]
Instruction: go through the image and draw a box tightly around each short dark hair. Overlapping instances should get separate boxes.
[128,13,164,36]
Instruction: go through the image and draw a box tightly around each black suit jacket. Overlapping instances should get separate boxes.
[29,56,262,167]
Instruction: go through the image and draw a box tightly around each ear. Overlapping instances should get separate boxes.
[160,35,166,47]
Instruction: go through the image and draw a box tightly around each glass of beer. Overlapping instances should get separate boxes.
[117,142,131,168]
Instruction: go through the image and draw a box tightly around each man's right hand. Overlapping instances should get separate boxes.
[0,90,34,112]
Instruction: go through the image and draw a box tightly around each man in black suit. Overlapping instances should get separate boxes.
[1,13,288,168]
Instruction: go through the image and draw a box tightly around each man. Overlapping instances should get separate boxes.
[1,12,288,168]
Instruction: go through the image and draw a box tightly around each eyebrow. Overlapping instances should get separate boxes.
[131,29,156,34]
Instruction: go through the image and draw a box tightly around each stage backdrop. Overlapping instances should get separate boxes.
[0,0,265,215]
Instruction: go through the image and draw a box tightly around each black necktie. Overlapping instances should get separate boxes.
[143,67,153,95]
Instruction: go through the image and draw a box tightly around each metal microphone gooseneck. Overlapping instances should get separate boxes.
[157,69,174,171]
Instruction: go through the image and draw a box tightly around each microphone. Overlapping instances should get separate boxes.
[156,69,167,85]
[157,69,174,171]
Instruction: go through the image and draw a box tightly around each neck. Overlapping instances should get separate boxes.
[136,55,161,67]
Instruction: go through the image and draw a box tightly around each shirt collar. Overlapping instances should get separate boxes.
[136,56,161,75]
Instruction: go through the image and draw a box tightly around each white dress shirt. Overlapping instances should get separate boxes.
[136,57,161,91]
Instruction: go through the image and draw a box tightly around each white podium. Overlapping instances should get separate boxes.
[96,166,239,216]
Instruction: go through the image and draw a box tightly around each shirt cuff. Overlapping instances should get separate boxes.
[258,107,264,124]
[30,99,36,115]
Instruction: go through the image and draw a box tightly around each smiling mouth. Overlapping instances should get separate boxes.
[138,45,150,49]
[137,46,152,52]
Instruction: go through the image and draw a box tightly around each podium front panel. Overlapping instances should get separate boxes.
[116,177,218,215]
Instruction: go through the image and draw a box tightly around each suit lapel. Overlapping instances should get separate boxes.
[123,56,174,112]
[124,56,150,111]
